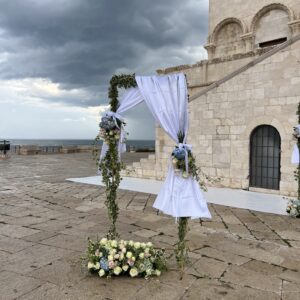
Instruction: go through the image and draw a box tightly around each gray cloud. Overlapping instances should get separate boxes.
[0,0,208,107]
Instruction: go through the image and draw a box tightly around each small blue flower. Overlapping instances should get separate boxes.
[100,257,109,271]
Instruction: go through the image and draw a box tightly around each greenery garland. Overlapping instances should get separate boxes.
[98,74,137,239]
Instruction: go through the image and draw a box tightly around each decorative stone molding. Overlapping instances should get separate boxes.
[210,18,247,44]
[245,117,287,142]
[204,43,216,60]
[250,3,295,33]
[240,32,255,52]
[288,19,300,35]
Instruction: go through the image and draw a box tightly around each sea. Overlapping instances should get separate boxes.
[7,139,155,149]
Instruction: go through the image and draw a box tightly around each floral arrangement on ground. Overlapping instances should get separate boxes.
[286,199,300,218]
[85,238,167,279]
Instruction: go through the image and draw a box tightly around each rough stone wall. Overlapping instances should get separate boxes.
[155,39,300,196]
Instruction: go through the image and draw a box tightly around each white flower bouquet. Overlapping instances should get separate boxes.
[86,238,167,279]
[286,199,300,218]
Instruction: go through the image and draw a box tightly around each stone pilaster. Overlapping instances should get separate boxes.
[204,43,216,60]
[288,20,300,36]
[240,32,254,52]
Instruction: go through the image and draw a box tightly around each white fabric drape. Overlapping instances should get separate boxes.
[100,73,211,219]
[135,75,188,142]
[99,88,144,160]
[292,144,299,164]
[136,74,211,219]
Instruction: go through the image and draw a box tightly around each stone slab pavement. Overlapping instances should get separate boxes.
[0,153,299,300]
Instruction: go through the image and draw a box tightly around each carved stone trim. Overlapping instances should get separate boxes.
[250,3,295,33]
[210,18,247,44]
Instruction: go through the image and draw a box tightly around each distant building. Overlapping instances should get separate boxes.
[128,0,300,196]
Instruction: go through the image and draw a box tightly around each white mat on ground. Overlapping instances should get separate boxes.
[67,176,289,216]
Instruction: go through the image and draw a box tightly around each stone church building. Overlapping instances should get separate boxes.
[127,0,300,197]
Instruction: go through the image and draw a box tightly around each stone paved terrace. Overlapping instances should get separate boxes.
[0,153,300,300]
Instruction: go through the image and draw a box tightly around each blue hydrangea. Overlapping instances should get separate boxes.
[172,148,186,160]
[100,257,109,271]
[99,116,116,130]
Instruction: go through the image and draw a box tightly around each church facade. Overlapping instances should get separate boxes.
[127,0,300,197]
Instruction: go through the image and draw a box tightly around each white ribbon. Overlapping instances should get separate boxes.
[105,111,124,128]
[177,143,192,175]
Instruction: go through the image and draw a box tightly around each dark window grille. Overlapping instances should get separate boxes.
[250,125,281,190]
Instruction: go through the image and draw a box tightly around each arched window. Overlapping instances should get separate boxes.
[253,6,292,48]
[211,18,246,58]
[250,125,281,190]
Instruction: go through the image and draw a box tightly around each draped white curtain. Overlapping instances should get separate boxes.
[292,144,299,164]
[100,73,211,219]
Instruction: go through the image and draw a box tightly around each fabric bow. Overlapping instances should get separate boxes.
[177,143,192,175]
[105,111,124,128]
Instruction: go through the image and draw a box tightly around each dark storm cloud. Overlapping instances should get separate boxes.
[0,0,208,107]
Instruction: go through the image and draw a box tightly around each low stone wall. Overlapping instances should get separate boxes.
[10,145,95,155]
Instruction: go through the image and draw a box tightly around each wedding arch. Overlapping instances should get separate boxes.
[97,73,211,272]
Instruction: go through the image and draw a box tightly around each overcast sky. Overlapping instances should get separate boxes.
[0,0,208,140]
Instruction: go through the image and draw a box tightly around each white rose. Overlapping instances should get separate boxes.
[141,243,146,248]
[122,265,129,272]
[119,254,124,260]
[114,254,120,259]
[126,252,133,259]
[98,269,106,277]
[134,242,141,249]
[129,267,138,277]
[145,248,150,253]
[128,240,134,246]
[155,270,161,276]
[100,238,107,245]
[94,262,100,270]
[113,266,122,275]
[132,256,136,262]
[139,253,145,259]
[111,240,118,248]
[146,242,153,248]
[87,262,94,270]
[122,247,127,253]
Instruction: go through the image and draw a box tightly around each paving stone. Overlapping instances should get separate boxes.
[0,270,43,300]
[279,270,300,284]
[132,228,159,238]
[182,278,281,300]
[242,260,284,276]
[29,257,85,285]
[0,224,40,238]
[195,247,251,265]
[282,281,300,300]
[41,233,87,252]
[187,256,228,279]
[3,244,75,274]
[0,234,34,253]
[222,265,282,293]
